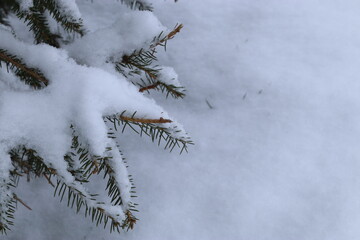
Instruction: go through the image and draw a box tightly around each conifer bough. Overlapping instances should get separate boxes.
[0,0,191,235]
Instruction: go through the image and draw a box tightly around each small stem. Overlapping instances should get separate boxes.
[13,194,32,211]
[139,82,160,92]
[120,116,172,124]
[151,24,183,49]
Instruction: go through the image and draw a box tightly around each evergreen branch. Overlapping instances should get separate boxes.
[13,194,32,211]
[0,1,189,235]
[34,0,84,36]
[62,129,138,231]
[9,147,55,178]
[0,49,49,88]
[150,24,183,49]
[115,24,184,76]
[106,112,193,153]
[13,3,61,47]
[54,180,119,232]
[54,178,134,233]
[98,145,138,230]
[8,144,128,233]
[8,0,84,47]
[157,81,185,98]
[7,133,137,233]
[123,210,137,230]
[0,0,12,27]
[0,169,18,235]
[43,173,55,187]
[64,134,94,182]
[0,193,16,235]
[138,81,160,92]
[120,116,172,124]
[138,79,185,99]
[120,0,153,11]
[119,48,159,79]
[114,24,185,98]
[117,50,185,99]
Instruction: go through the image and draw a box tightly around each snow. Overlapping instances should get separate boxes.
[4,0,360,239]
[158,66,181,87]
[55,0,82,19]
[17,0,33,11]
[66,10,165,67]
[0,26,170,159]
[106,140,132,210]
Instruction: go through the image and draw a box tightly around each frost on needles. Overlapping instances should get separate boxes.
[0,0,191,234]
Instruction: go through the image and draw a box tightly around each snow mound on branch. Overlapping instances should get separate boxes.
[55,0,82,19]
[66,11,165,67]
[17,0,33,11]
[0,9,169,182]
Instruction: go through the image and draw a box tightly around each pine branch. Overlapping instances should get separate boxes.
[119,48,159,79]
[5,142,127,233]
[0,194,16,235]
[13,194,32,211]
[0,1,189,235]
[54,179,126,232]
[9,147,55,178]
[54,163,137,232]
[156,81,185,98]
[99,144,138,230]
[0,1,11,26]
[120,0,153,11]
[11,0,84,47]
[7,134,137,233]
[34,0,84,36]
[14,3,61,47]
[0,49,49,88]
[59,129,138,232]
[9,144,132,232]
[106,111,193,153]
[114,24,185,98]
[150,24,183,50]
[120,116,172,124]
[138,78,185,99]
[0,172,17,234]
[117,23,183,77]
[138,81,160,92]
[64,133,94,182]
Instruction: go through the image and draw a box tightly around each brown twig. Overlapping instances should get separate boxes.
[120,116,172,124]
[121,54,158,80]
[92,159,100,174]
[125,210,137,230]
[151,24,183,49]
[13,194,32,210]
[139,82,160,92]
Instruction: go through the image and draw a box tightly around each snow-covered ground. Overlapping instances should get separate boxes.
[7,0,360,239]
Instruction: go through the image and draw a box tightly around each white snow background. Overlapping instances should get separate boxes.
[7,0,360,239]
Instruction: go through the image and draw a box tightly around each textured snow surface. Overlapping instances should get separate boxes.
[6,0,360,239]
